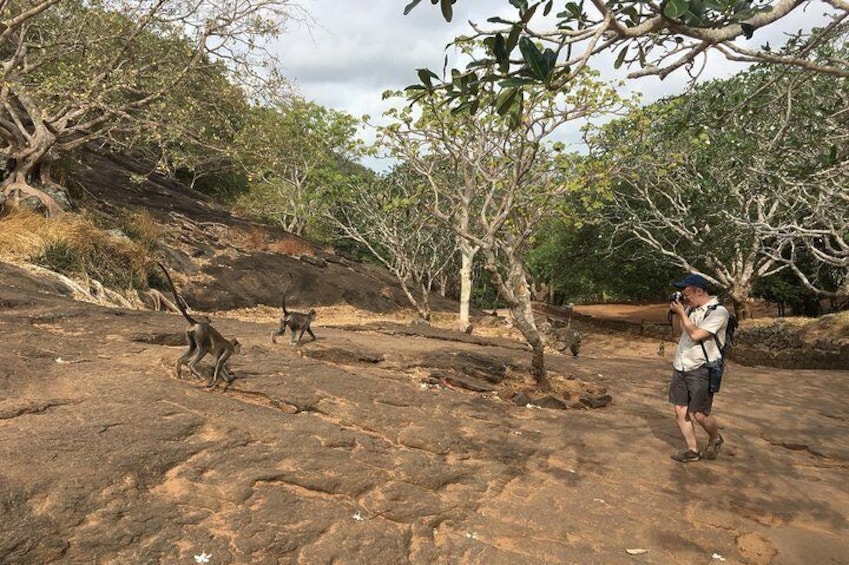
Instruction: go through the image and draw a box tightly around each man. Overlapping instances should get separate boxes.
[668,273,729,463]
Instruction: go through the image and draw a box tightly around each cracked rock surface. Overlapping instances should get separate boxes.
[2,263,849,565]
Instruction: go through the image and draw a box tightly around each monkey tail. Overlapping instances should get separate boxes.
[157,262,197,326]
[281,272,294,316]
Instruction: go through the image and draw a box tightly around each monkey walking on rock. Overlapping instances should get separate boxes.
[270,273,317,346]
[157,263,241,387]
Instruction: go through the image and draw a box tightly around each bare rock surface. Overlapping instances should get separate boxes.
[2,262,849,564]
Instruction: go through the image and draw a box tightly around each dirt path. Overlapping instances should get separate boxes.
[1,272,848,564]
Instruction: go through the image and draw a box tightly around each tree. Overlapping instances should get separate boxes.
[233,97,363,237]
[743,38,849,301]
[403,0,848,109]
[586,48,849,318]
[328,164,457,321]
[590,108,785,319]
[378,70,625,388]
[527,218,682,303]
[0,0,300,215]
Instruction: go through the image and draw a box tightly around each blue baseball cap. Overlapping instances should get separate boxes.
[673,274,710,290]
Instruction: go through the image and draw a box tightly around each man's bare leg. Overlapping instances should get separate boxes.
[674,404,699,452]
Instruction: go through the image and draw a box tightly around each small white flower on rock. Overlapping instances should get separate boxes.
[711,553,726,561]
[466,531,478,539]
[194,552,212,564]
[352,511,364,522]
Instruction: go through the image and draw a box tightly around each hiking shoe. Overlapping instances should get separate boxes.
[703,435,724,460]
[671,449,701,463]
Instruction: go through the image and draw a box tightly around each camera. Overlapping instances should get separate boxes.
[670,291,684,303]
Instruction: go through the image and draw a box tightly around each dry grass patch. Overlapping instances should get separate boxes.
[228,225,317,256]
[0,208,151,289]
[0,208,78,259]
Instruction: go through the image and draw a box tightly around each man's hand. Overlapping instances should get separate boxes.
[670,300,687,317]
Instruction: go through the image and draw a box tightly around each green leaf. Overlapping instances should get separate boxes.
[450,100,473,114]
[493,33,509,63]
[417,68,438,88]
[542,48,557,78]
[506,25,521,52]
[663,0,688,19]
[494,87,519,116]
[519,37,551,80]
[520,2,538,24]
[440,0,453,22]
[614,46,628,69]
[563,2,582,18]
[403,0,424,16]
[498,77,534,88]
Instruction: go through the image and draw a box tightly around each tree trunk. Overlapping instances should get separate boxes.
[509,301,550,389]
[728,284,753,320]
[1,133,66,217]
[396,275,431,321]
[485,249,550,390]
[456,241,479,333]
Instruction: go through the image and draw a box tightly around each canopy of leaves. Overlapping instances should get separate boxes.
[0,0,298,209]
[527,219,682,304]
[404,0,848,114]
[586,33,848,311]
[233,97,365,237]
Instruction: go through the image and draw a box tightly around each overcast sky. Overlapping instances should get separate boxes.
[276,1,832,170]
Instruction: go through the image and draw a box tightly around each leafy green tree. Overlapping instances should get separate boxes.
[0,0,299,215]
[753,261,829,316]
[588,94,784,318]
[527,219,681,303]
[403,0,847,111]
[328,164,457,320]
[587,44,848,318]
[378,70,626,388]
[233,97,363,237]
[744,36,849,301]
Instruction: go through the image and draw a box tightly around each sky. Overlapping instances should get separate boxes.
[276,1,833,170]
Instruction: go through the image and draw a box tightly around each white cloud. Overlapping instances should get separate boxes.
[276,1,837,170]
[278,0,500,124]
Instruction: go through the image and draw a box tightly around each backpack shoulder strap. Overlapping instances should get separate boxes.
[701,303,727,351]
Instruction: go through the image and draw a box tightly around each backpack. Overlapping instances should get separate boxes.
[704,304,737,358]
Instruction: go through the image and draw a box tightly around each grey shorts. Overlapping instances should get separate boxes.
[668,366,713,415]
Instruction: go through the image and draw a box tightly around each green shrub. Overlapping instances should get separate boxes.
[33,240,83,274]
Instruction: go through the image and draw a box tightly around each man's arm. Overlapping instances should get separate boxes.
[670,302,713,342]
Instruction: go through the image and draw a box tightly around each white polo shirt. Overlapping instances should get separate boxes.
[673,298,730,372]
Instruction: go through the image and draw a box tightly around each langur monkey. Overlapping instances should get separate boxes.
[157,263,241,387]
[270,273,317,346]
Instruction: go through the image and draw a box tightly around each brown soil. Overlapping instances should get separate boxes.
[1,151,847,564]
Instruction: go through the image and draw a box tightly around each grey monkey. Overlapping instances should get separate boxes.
[270,273,317,346]
[158,263,241,387]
